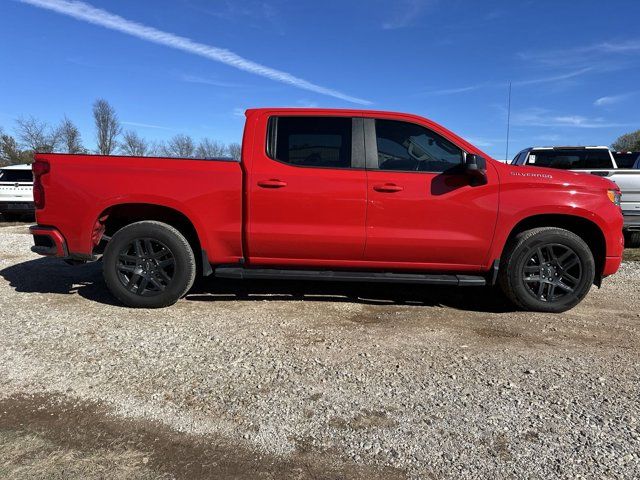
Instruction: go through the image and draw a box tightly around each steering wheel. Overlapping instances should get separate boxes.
[407,138,438,170]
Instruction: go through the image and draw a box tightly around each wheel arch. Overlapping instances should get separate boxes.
[500,214,606,285]
[95,203,212,276]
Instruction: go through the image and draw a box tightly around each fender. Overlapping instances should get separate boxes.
[487,204,618,266]
[89,195,212,259]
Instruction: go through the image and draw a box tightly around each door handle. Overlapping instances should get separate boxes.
[590,171,610,176]
[373,183,404,193]
[257,179,288,188]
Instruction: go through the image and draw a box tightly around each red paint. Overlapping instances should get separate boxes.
[31,108,624,279]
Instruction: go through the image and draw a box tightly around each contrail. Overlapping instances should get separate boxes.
[18,0,371,105]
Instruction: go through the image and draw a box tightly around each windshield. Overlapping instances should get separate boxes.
[527,149,612,169]
[0,169,33,183]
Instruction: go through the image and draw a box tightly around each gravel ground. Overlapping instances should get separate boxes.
[1,223,639,479]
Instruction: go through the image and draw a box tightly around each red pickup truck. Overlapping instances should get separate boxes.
[30,108,624,312]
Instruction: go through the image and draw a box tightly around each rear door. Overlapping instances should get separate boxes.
[363,117,499,269]
[246,114,367,265]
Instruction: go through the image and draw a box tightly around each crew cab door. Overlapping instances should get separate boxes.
[363,118,499,269]
[245,114,367,264]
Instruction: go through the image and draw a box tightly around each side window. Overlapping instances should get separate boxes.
[374,119,463,172]
[268,116,352,168]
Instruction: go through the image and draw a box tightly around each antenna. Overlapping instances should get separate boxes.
[505,81,512,161]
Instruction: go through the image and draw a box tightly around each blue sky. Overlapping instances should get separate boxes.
[1,0,639,159]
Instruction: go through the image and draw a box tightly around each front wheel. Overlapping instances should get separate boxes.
[103,221,196,308]
[499,227,595,313]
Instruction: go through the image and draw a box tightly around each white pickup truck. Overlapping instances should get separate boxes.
[0,164,34,220]
[511,146,640,247]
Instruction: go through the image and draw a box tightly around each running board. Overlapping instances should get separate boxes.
[214,267,486,286]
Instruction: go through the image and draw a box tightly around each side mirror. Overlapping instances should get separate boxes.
[464,153,487,185]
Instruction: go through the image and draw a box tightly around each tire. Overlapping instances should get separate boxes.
[624,231,640,249]
[103,221,196,308]
[498,227,595,313]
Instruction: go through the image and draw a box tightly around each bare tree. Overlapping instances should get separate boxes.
[162,134,196,158]
[93,99,121,155]
[58,116,84,153]
[195,138,227,158]
[15,116,62,152]
[228,142,241,161]
[612,130,640,151]
[120,130,150,156]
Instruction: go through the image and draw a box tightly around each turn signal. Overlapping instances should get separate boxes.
[607,189,621,207]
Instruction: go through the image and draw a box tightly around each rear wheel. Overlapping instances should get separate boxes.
[625,231,640,249]
[499,227,595,313]
[103,221,196,308]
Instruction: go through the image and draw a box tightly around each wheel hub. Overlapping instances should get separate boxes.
[522,243,583,303]
[540,263,558,281]
[116,238,176,297]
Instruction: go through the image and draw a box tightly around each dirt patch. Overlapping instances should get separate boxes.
[0,394,405,480]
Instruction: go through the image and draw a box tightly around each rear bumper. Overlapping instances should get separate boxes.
[0,201,35,214]
[29,225,68,257]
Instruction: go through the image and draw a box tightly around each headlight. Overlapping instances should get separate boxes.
[607,189,621,207]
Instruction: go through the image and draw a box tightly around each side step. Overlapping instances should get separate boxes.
[214,267,486,286]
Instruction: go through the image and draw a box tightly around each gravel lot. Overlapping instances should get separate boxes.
[1,222,639,479]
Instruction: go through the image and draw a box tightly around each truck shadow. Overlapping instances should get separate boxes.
[0,257,121,306]
[187,277,515,313]
[0,257,515,313]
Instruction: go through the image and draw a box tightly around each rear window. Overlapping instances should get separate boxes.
[268,116,352,169]
[0,169,33,182]
[612,152,640,169]
[526,149,612,169]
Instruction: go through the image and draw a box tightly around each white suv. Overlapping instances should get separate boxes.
[0,164,34,219]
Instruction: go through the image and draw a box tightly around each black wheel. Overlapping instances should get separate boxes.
[499,227,595,313]
[625,231,640,249]
[103,221,196,308]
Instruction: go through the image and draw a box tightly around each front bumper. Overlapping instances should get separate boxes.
[29,225,68,257]
[603,256,623,277]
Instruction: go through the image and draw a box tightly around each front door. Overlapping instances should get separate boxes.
[247,115,367,265]
[363,118,499,269]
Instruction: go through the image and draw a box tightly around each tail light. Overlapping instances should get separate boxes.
[32,160,50,209]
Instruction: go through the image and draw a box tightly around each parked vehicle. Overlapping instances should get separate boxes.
[0,164,34,220]
[612,151,640,169]
[512,146,640,247]
[30,109,624,312]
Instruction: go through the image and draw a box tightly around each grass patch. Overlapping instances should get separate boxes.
[624,249,640,262]
[0,430,160,480]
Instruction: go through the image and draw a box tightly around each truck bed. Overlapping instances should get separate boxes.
[33,153,244,262]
